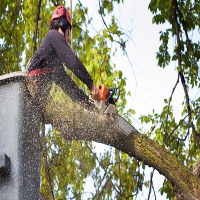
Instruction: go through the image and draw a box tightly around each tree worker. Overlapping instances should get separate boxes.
[27,5,99,111]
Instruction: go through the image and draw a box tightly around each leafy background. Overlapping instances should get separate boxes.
[1,0,200,199]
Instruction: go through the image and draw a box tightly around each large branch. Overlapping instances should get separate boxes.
[43,93,200,200]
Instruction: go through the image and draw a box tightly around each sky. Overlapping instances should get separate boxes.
[116,1,183,121]
[71,0,198,199]
[118,1,174,199]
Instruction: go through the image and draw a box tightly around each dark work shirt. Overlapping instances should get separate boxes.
[28,29,93,90]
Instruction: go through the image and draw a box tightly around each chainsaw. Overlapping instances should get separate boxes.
[94,84,119,117]
[93,84,137,135]
[98,84,120,105]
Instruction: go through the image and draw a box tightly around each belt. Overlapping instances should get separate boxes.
[28,67,54,77]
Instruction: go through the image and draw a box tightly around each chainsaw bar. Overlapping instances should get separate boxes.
[114,115,138,136]
[94,100,138,136]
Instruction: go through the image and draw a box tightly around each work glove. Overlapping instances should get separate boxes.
[91,84,100,100]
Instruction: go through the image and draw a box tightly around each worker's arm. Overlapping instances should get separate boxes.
[50,30,93,91]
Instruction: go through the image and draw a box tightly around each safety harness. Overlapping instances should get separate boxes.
[28,67,54,77]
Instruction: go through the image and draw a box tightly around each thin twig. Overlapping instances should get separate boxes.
[147,169,156,200]
[172,0,200,147]
[164,73,179,141]
[51,0,58,7]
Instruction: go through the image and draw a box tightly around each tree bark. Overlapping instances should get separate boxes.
[43,93,200,200]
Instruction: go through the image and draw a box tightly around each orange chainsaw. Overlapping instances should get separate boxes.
[93,84,137,135]
[90,84,138,136]
[98,84,120,105]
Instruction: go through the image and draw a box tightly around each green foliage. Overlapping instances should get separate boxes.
[1,0,139,199]
[89,148,146,199]
[41,128,96,199]
[156,30,171,68]
[99,0,124,16]
[4,0,200,199]
[140,0,200,198]
[160,179,175,199]
[0,0,25,74]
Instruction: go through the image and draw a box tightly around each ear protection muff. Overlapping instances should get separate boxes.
[60,8,68,34]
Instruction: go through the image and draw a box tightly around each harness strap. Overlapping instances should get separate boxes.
[28,67,54,77]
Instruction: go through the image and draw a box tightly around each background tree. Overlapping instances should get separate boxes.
[1,0,200,199]
[142,0,200,198]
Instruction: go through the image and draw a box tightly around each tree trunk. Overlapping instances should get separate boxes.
[44,92,200,200]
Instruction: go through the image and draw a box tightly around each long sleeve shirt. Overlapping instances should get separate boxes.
[28,29,93,90]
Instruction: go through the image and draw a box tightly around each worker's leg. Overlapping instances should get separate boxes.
[52,66,96,111]
[27,73,53,111]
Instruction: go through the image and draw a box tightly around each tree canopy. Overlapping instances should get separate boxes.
[1,0,200,199]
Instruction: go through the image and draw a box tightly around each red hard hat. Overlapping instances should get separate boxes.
[51,6,72,29]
